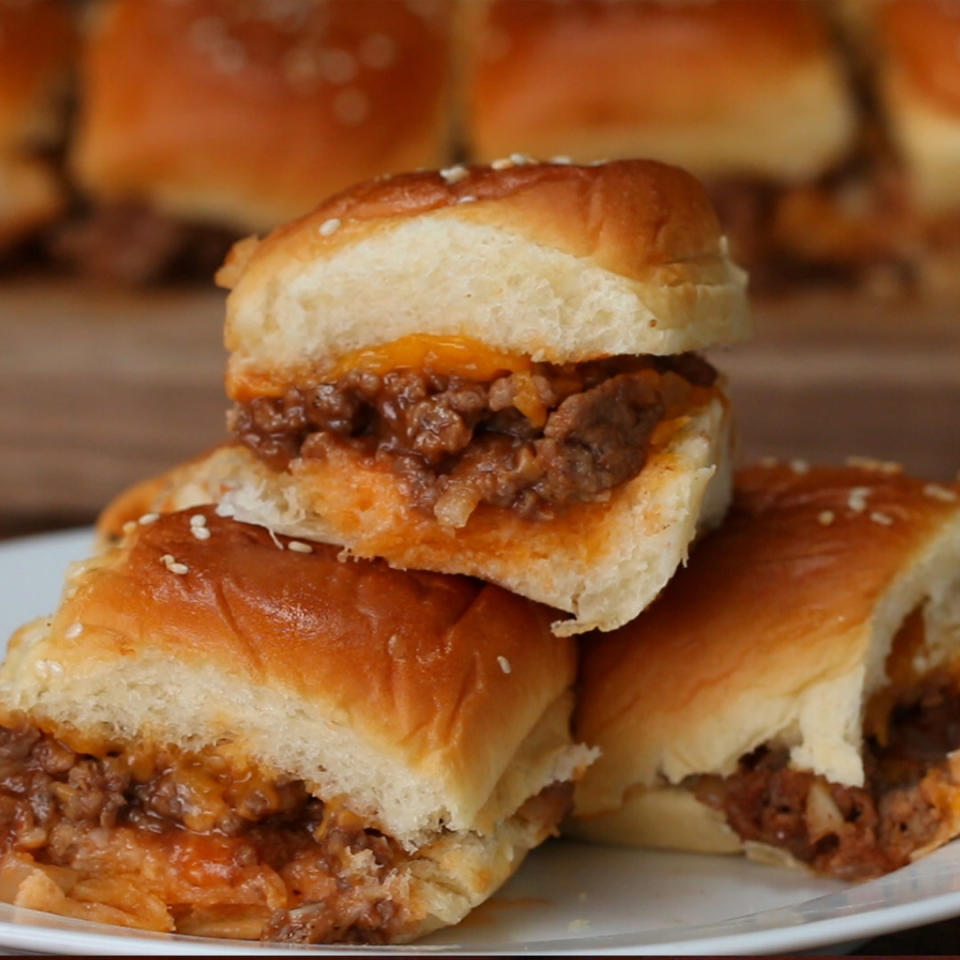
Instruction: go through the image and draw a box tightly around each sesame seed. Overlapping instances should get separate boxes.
[190,514,207,527]
[789,459,809,475]
[65,586,77,600]
[138,513,159,525]
[215,502,236,517]
[440,164,468,185]
[64,622,83,639]
[491,157,514,170]
[319,47,358,85]
[924,484,958,503]
[319,217,341,237]
[870,511,894,526]
[848,487,871,512]
[509,152,532,165]
[359,33,396,70]
[191,526,211,541]
[457,195,477,204]
[122,521,137,536]
[497,655,512,674]
[332,87,369,126]
[283,45,321,90]
[551,155,573,164]
[817,510,835,526]
[846,456,902,474]
[287,540,314,553]
[161,554,189,575]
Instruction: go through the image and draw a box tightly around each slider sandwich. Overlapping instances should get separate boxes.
[461,0,860,273]
[0,0,73,256]
[874,0,960,281]
[102,158,749,635]
[58,0,451,282]
[572,462,960,880]
[0,508,591,943]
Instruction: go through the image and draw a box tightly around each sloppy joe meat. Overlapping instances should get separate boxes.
[0,724,405,943]
[0,724,572,943]
[694,679,960,881]
[230,353,717,521]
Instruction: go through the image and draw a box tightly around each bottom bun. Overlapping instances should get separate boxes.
[100,394,733,636]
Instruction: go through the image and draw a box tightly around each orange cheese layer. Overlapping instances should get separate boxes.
[328,335,535,380]
[233,336,541,402]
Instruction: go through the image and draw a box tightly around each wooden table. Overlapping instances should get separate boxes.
[2,280,960,953]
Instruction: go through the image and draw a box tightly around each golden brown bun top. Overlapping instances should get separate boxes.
[3,507,580,838]
[878,0,960,114]
[233,157,724,288]
[68,507,571,740]
[470,0,832,127]
[575,463,960,813]
[221,158,750,397]
[0,0,74,149]
[71,0,451,231]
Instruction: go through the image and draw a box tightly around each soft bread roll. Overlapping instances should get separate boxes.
[876,0,960,218]
[220,159,750,399]
[461,1,856,184]
[0,0,73,251]
[0,508,593,942]
[70,0,452,234]
[571,463,960,875]
[97,390,734,636]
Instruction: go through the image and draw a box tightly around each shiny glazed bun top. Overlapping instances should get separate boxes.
[71,0,452,232]
[219,157,751,402]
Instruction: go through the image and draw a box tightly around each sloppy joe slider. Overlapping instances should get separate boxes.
[59,0,451,281]
[0,508,591,943]
[571,463,960,880]
[0,0,73,255]
[124,158,748,635]
[461,0,858,271]
[874,0,960,270]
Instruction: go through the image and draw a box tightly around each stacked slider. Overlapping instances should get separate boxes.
[0,157,750,943]
[120,158,750,636]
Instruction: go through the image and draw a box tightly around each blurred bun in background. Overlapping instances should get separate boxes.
[875,0,960,284]
[55,0,452,283]
[461,0,860,277]
[0,0,73,255]
[463,0,855,183]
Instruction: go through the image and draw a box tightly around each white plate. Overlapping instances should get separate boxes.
[1,529,959,955]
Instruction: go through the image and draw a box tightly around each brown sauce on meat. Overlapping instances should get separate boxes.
[230,354,717,521]
[0,725,407,943]
[694,678,960,881]
[49,203,237,284]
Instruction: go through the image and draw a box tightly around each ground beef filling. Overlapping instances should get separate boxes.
[694,681,960,881]
[230,353,717,523]
[50,203,237,284]
[0,725,408,943]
